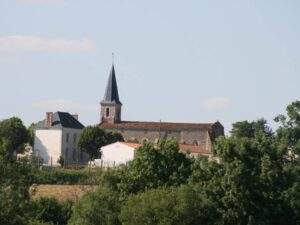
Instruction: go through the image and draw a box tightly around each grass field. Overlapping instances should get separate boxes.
[31,185,97,202]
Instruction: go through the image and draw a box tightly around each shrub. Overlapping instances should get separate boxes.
[120,185,218,225]
[68,187,121,225]
[30,197,73,225]
[33,169,100,185]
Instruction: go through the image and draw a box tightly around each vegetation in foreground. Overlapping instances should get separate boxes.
[0,101,299,225]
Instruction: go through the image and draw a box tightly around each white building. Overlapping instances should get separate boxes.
[93,141,214,167]
[34,112,89,166]
[93,142,139,167]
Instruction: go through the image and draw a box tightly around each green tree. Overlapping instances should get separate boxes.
[68,187,121,225]
[231,118,273,139]
[211,133,296,225]
[0,157,35,225]
[27,123,36,147]
[0,117,29,158]
[77,127,123,161]
[274,100,300,223]
[30,198,72,225]
[77,127,107,160]
[117,139,192,196]
[120,185,218,225]
[105,131,124,144]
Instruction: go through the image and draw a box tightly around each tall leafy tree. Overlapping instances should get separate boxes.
[231,118,273,138]
[77,126,123,161]
[0,117,29,158]
[77,127,107,160]
[274,100,300,223]
[0,157,35,225]
[117,139,192,196]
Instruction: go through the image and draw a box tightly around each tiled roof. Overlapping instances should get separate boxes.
[122,142,142,149]
[100,121,216,131]
[120,142,212,155]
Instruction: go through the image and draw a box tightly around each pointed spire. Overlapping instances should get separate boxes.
[102,64,122,104]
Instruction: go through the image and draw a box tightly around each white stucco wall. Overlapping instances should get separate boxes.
[97,142,135,167]
[34,129,62,166]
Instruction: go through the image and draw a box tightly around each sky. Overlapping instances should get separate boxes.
[0,0,299,132]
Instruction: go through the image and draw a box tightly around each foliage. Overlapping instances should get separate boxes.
[212,134,295,224]
[68,187,121,225]
[30,197,72,225]
[231,118,273,138]
[77,126,123,160]
[27,123,36,147]
[120,185,218,225]
[117,139,192,196]
[0,117,29,158]
[33,168,102,185]
[0,157,35,225]
[57,155,65,167]
[105,131,124,143]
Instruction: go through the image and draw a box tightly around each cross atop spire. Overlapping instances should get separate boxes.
[102,64,122,105]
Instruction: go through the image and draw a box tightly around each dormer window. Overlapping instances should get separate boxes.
[106,108,109,117]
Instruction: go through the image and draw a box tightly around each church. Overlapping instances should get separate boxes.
[99,65,224,154]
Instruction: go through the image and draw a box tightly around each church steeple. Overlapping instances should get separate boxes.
[102,65,122,104]
[100,64,122,124]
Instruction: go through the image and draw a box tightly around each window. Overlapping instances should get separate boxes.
[193,140,199,146]
[73,149,76,161]
[66,133,70,143]
[73,134,77,144]
[106,108,110,117]
[65,148,69,158]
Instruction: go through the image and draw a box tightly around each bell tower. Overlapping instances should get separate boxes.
[100,65,122,124]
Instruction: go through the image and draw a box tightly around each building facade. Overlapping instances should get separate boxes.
[99,65,224,154]
[34,112,89,166]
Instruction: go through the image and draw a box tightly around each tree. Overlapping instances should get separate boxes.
[68,187,121,225]
[30,197,72,225]
[77,127,124,161]
[27,123,36,147]
[231,118,273,139]
[211,133,296,225]
[120,185,218,225]
[274,100,300,223]
[105,131,124,144]
[77,127,107,160]
[0,117,29,158]
[0,157,35,225]
[117,139,192,196]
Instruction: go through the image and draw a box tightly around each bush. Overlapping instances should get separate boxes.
[68,187,121,225]
[33,169,101,185]
[120,185,218,225]
[30,197,73,225]
[117,139,192,196]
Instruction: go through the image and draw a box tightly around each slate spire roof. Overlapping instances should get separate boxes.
[101,65,122,105]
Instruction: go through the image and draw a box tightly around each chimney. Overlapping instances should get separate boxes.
[72,114,79,121]
[45,112,53,127]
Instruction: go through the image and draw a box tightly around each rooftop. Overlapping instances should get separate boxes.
[100,120,221,131]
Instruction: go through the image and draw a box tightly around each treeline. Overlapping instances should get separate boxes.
[0,101,299,225]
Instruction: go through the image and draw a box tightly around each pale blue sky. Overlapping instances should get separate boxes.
[0,0,299,132]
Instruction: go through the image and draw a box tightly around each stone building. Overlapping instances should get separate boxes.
[99,65,224,154]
